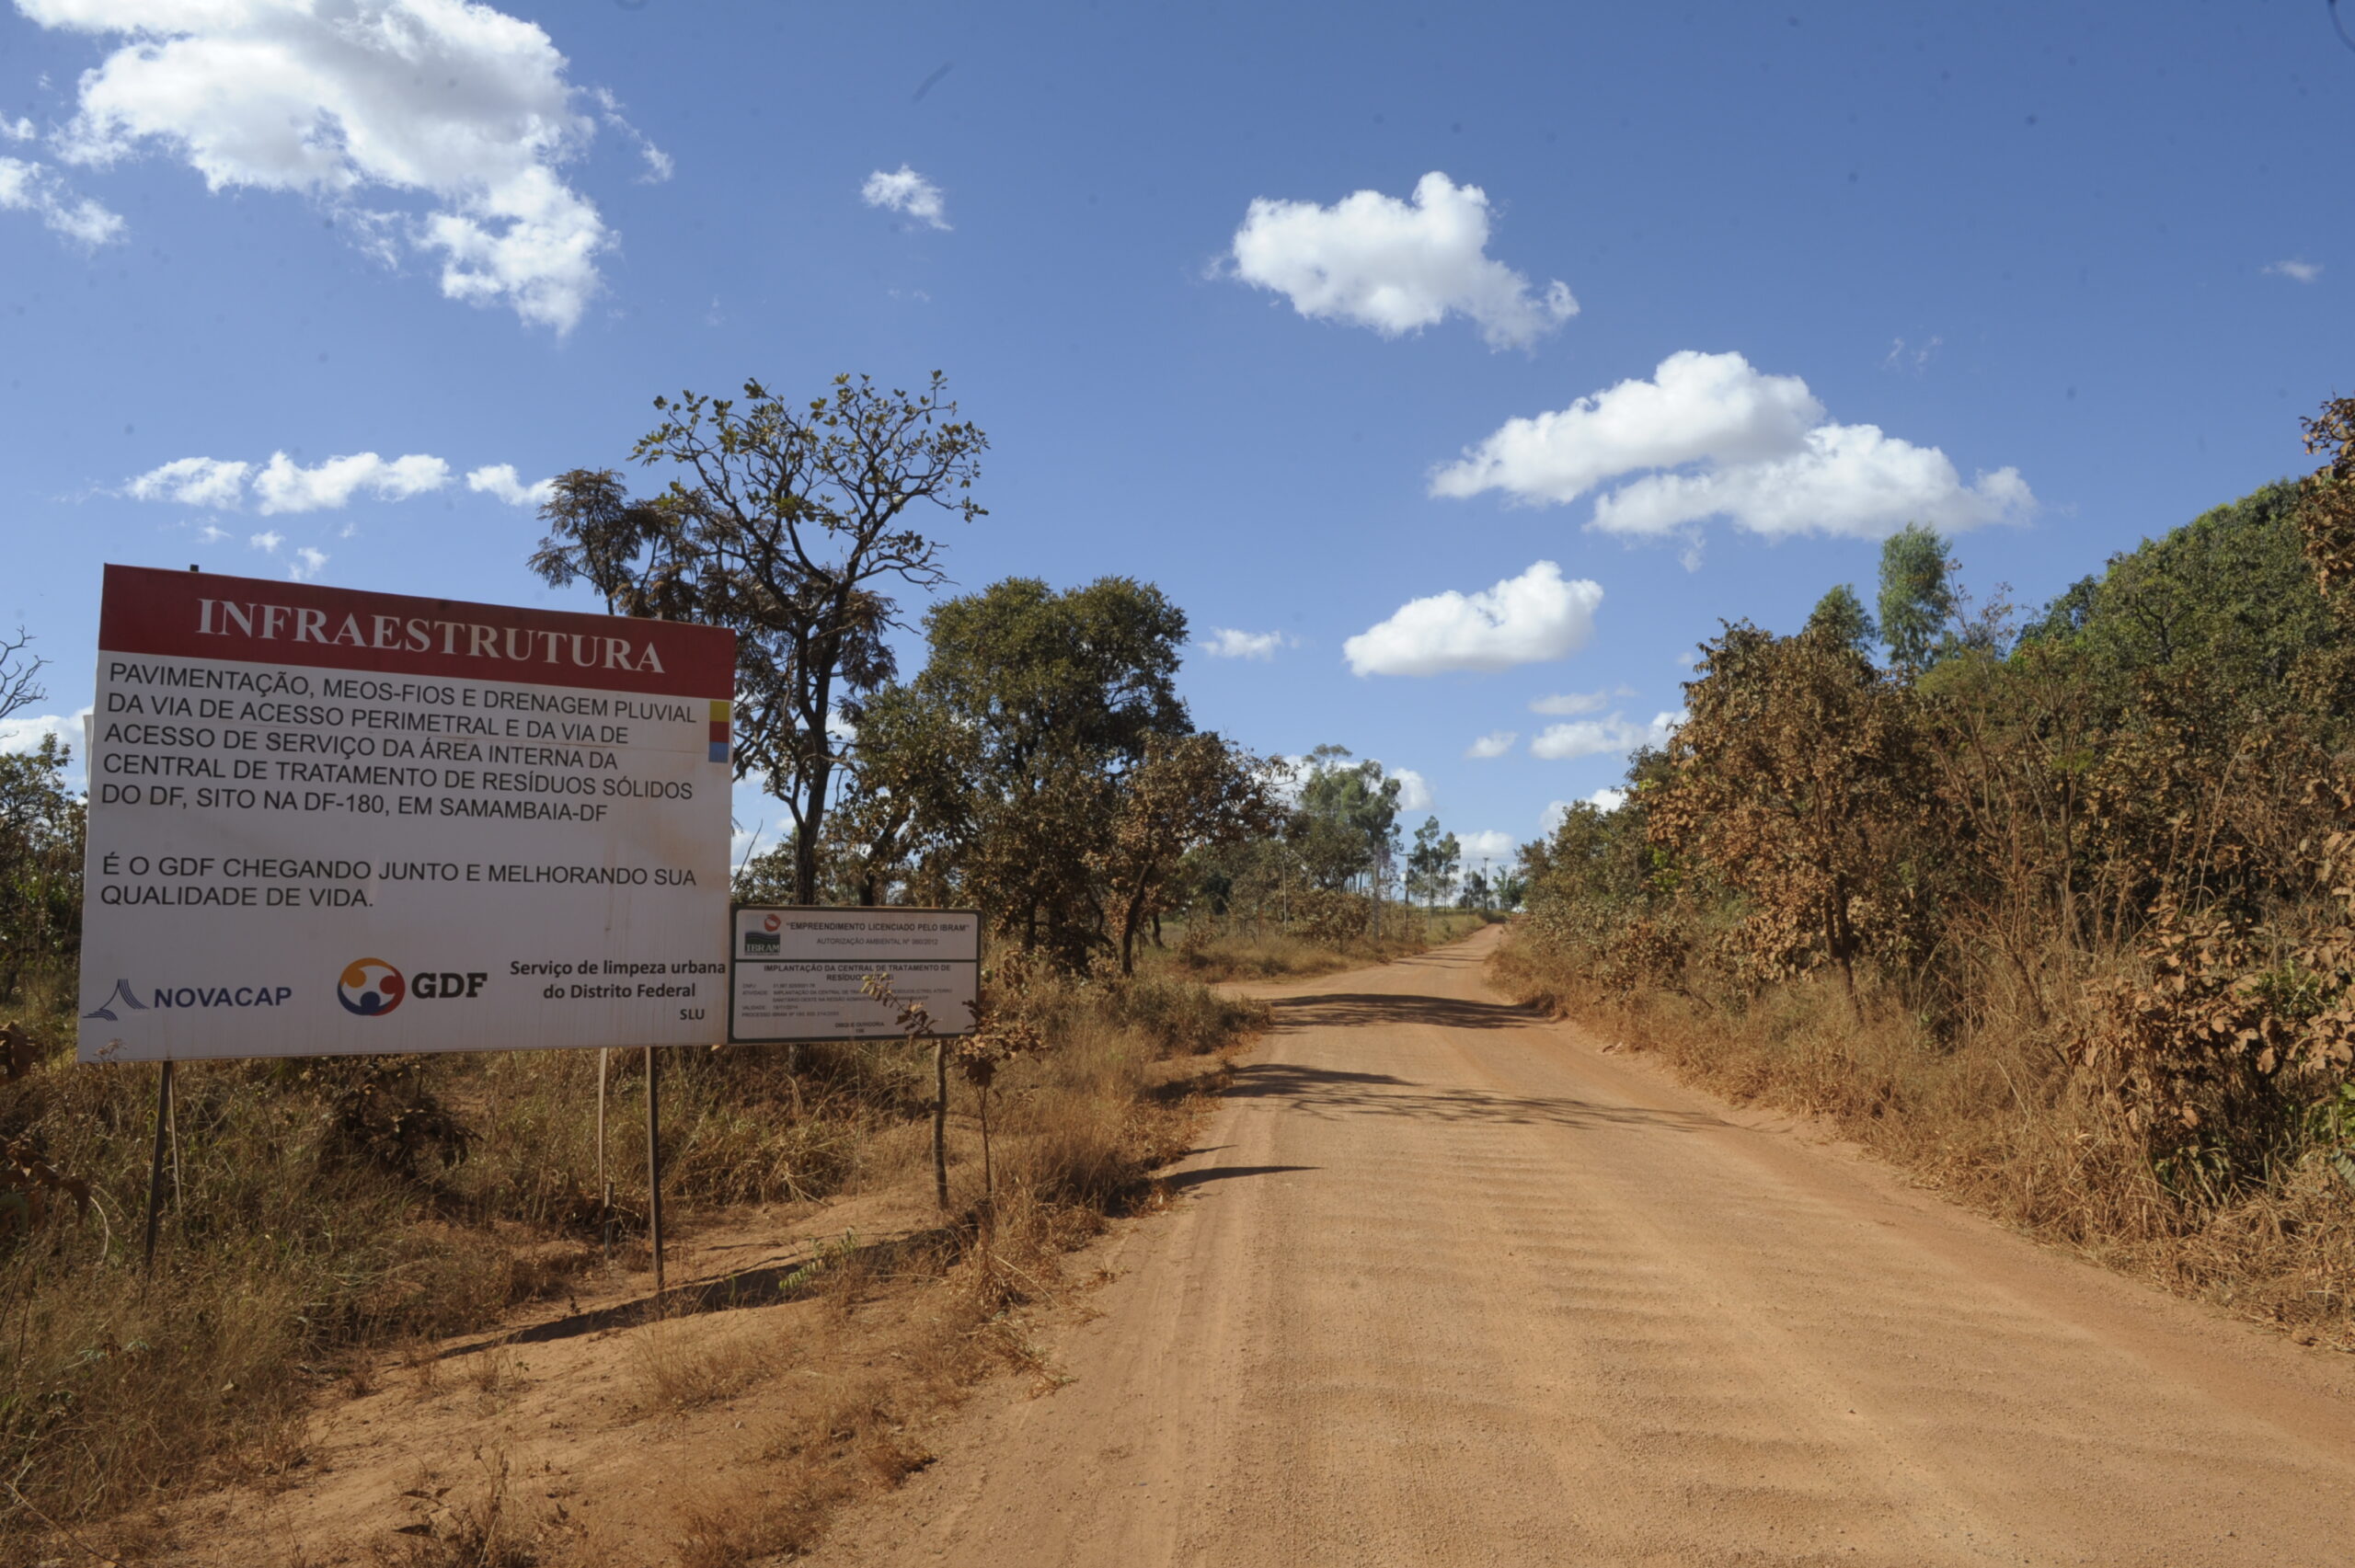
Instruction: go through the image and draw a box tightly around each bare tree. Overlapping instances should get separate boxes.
[0,627,46,727]
[532,373,987,905]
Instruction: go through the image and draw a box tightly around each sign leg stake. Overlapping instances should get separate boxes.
[645,1044,664,1299]
[597,1047,611,1260]
[142,1059,174,1272]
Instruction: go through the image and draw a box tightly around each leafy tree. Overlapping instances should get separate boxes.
[849,576,1193,964]
[1650,621,1934,1008]
[1804,583,1878,656]
[1289,748,1402,894]
[1095,733,1279,973]
[2296,392,2355,608]
[532,372,988,905]
[0,735,83,1003]
[1878,523,1957,676]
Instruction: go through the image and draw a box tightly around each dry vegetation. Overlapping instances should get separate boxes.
[1156,905,1493,983]
[0,956,1262,1562]
[1498,394,2355,1348]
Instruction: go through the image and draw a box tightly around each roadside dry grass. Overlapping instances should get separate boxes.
[0,962,1259,1563]
[1490,930,2355,1348]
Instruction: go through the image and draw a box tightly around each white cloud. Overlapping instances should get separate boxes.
[2265,258,2322,283]
[1198,627,1287,660]
[127,455,250,507]
[0,711,71,755]
[289,545,328,581]
[1456,829,1515,860]
[247,529,283,554]
[591,87,671,183]
[1540,788,1626,833]
[1387,767,1433,813]
[2,117,35,143]
[1529,689,1611,716]
[466,463,554,508]
[1228,171,1576,350]
[254,451,449,513]
[1431,349,2034,540]
[195,522,229,544]
[1344,560,1601,677]
[1465,729,1517,759]
[0,154,125,245]
[1529,709,1681,761]
[23,0,618,331]
[862,165,948,229]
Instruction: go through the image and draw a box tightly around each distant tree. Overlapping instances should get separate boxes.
[1878,523,1957,677]
[1290,748,1402,893]
[531,373,988,905]
[1804,583,1878,657]
[1463,867,1491,910]
[1407,817,1447,908]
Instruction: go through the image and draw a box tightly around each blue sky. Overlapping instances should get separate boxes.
[3,0,2349,871]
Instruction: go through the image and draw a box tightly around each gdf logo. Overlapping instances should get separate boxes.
[337,959,405,1017]
[412,971,489,1000]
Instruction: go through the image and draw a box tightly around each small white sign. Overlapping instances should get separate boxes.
[729,907,981,1042]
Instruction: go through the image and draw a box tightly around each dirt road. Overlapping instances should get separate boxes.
[823,930,2355,1567]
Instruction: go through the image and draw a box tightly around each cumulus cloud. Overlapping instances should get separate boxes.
[247,529,283,554]
[1344,561,1601,677]
[125,449,554,511]
[1228,171,1576,350]
[0,155,125,245]
[1198,627,1287,660]
[127,455,250,508]
[254,452,448,513]
[1455,829,1515,861]
[1465,729,1517,760]
[1,118,34,143]
[1388,767,1433,813]
[2265,258,2322,283]
[1529,689,1613,715]
[1431,349,2033,540]
[289,544,328,581]
[20,0,621,330]
[1540,788,1626,832]
[466,463,554,508]
[1529,709,1681,761]
[862,165,948,229]
[194,522,229,544]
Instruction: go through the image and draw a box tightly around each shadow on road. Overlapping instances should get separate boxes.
[1223,1061,1729,1135]
[1159,1162,1320,1192]
[1269,991,1539,1032]
[444,1224,960,1357]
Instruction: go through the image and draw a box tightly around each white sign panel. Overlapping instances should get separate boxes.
[729,907,981,1043]
[78,565,736,1062]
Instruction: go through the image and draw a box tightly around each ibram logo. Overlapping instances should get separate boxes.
[337,958,406,1017]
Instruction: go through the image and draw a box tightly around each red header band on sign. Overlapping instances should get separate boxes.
[98,565,735,698]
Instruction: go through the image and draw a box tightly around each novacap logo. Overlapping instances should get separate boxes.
[338,958,406,1017]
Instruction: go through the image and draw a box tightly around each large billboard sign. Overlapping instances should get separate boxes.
[78,565,736,1063]
[729,907,981,1044]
